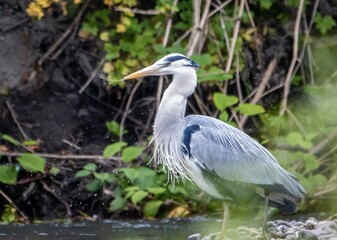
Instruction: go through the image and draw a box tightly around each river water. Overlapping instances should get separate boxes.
[0,216,255,240]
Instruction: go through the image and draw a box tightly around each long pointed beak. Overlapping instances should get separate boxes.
[124,64,163,80]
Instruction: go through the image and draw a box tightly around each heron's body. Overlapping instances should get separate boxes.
[124,53,305,237]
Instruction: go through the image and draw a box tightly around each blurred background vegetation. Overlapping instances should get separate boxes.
[0,0,337,223]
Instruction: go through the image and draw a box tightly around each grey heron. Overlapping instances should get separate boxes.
[123,53,305,239]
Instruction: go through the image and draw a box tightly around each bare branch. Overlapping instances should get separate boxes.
[279,0,305,116]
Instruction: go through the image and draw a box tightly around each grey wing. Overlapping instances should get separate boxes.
[183,115,305,200]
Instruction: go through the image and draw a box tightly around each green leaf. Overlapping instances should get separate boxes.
[103,142,127,158]
[148,187,166,195]
[93,172,116,183]
[0,165,17,184]
[213,93,239,111]
[17,154,46,173]
[1,134,20,146]
[198,67,233,83]
[191,54,212,65]
[50,167,60,175]
[314,13,336,35]
[85,179,102,192]
[75,170,91,178]
[131,190,148,205]
[144,200,163,218]
[83,163,97,172]
[286,132,312,149]
[109,197,126,211]
[238,103,265,116]
[106,121,122,137]
[23,140,39,146]
[219,111,229,122]
[259,0,273,10]
[121,146,145,162]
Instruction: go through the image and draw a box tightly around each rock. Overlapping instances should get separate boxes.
[188,233,201,240]
[298,229,318,240]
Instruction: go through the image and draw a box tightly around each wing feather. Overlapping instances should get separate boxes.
[183,115,305,199]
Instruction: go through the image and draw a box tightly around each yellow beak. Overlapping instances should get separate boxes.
[123,64,162,80]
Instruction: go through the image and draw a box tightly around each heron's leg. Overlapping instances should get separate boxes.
[262,192,270,240]
[219,201,230,240]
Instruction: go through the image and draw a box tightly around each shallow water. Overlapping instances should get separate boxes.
[0,216,256,240]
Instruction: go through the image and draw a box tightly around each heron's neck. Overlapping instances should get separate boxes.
[154,71,197,135]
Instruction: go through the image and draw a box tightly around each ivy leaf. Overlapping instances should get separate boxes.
[213,93,239,111]
[103,142,127,158]
[17,154,46,173]
[144,200,163,218]
[0,165,17,185]
[131,190,148,205]
[238,103,265,116]
[121,146,145,162]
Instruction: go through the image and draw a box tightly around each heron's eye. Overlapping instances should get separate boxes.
[161,62,171,67]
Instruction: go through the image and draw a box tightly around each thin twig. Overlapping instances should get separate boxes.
[235,53,243,103]
[114,7,160,15]
[208,0,232,18]
[5,101,30,140]
[0,189,29,223]
[225,0,245,72]
[78,57,105,94]
[0,151,121,161]
[238,58,277,128]
[187,0,211,56]
[0,18,30,35]
[310,126,337,155]
[119,79,143,141]
[62,139,81,150]
[279,0,304,115]
[41,181,72,217]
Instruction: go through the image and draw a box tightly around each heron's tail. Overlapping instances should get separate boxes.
[267,192,299,214]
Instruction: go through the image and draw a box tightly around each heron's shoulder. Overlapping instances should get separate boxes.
[183,115,237,131]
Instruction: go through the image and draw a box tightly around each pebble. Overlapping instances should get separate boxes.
[187,217,337,240]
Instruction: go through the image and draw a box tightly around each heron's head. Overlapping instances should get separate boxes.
[124,53,200,80]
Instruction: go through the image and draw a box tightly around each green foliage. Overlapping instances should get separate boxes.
[103,142,127,158]
[0,165,17,184]
[1,134,20,146]
[1,205,18,224]
[314,13,336,35]
[121,146,145,162]
[238,103,265,116]
[17,154,46,173]
[213,93,239,111]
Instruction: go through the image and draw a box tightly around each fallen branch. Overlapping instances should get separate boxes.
[5,101,30,140]
[78,57,106,94]
[0,151,121,162]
